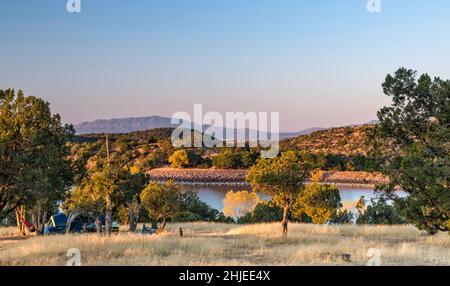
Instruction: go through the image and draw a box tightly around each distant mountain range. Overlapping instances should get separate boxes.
[74,116,377,140]
[74,116,178,134]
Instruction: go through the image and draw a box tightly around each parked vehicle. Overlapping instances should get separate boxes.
[44,213,119,235]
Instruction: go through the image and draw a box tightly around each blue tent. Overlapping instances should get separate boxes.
[44,213,67,234]
[50,213,68,228]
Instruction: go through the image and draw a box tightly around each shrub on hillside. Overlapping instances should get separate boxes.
[169,150,190,168]
[212,150,258,169]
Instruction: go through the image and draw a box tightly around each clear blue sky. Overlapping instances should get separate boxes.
[1,0,449,131]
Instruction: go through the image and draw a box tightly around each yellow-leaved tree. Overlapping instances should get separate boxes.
[223,190,260,218]
[168,150,189,168]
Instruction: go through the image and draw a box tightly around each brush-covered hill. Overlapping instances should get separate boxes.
[69,128,222,172]
[280,125,375,155]
[69,124,381,174]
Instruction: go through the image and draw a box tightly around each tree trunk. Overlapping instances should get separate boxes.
[31,205,47,235]
[157,217,166,234]
[66,213,77,234]
[95,214,102,235]
[134,203,140,231]
[105,194,112,236]
[128,201,140,232]
[282,206,289,237]
[128,205,135,232]
[15,206,27,236]
[41,210,47,234]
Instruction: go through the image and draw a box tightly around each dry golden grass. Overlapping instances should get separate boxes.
[0,227,18,237]
[0,223,449,266]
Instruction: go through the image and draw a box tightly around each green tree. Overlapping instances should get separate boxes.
[87,167,120,235]
[140,181,182,233]
[372,68,450,234]
[246,151,312,236]
[330,209,354,224]
[64,179,105,234]
[118,168,147,232]
[212,150,242,169]
[356,197,405,225]
[67,167,147,234]
[168,150,189,168]
[173,191,233,223]
[186,150,206,168]
[0,89,75,234]
[292,183,342,224]
[237,201,283,224]
[91,144,127,235]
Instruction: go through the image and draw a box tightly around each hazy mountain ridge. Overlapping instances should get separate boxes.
[74,116,325,139]
[74,116,376,140]
[74,116,178,134]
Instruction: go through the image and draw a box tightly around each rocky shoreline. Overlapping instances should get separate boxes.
[145,168,389,188]
[146,168,248,183]
[314,171,389,188]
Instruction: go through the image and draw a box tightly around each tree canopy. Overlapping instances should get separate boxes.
[373,68,450,234]
[292,183,342,224]
[140,181,182,232]
[223,190,260,218]
[0,89,74,233]
[246,151,312,235]
[169,150,190,168]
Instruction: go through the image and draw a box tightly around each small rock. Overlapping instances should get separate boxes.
[341,253,351,262]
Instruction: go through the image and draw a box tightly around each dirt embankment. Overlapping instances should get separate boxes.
[315,171,389,187]
[146,168,248,184]
[146,168,389,187]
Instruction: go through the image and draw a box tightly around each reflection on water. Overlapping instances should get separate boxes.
[180,184,406,212]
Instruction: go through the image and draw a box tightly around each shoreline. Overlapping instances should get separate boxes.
[149,181,377,189]
[146,168,389,189]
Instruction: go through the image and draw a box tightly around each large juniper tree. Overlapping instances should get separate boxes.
[372,68,450,234]
[0,89,74,234]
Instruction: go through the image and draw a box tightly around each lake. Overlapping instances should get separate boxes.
[180,183,406,212]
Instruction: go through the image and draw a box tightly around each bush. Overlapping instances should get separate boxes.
[178,191,233,223]
[172,211,203,222]
[356,197,405,225]
[237,202,283,224]
[212,150,257,169]
[310,169,325,182]
[168,150,209,168]
[187,150,210,168]
[212,151,242,169]
[169,150,190,168]
[330,209,354,224]
[293,183,342,224]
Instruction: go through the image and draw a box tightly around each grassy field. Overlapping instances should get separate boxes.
[0,223,449,266]
[0,227,17,237]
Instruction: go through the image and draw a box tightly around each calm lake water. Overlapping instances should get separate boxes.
[180,184,406,212]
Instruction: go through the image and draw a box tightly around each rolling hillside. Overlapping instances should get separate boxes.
[70,124,377,176]
[280,125,374,155]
